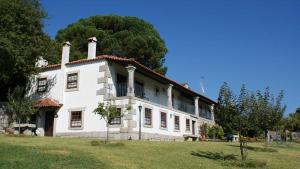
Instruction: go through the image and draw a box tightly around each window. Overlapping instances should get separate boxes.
[186,119,190,131]
[67,73,78,89]
[174,115,180,130]
[116,74,127,97]
[135,81,144,98]
[70,111,82,128]
[37,78,47,93]
[110,108,121,125]
[144,108,152,126]
[160,112,167,128]
[155,87,160,96]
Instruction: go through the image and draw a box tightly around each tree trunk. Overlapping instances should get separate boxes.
[239,132,246,161]
[18,119,21,135]
[106,123,109,144]
[264,129,269,146]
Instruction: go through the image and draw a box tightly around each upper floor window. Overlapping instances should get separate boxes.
[116,74,127,97]
[186,119,190,131]
[70,111,82,128]
[37,78,47,93]
[110,108,121,125]
[135,81,144,98]
[67,73,78,89]
[155,87,160,96]
[160,112,167,128]
[144,108,152,126]
[174,115,180,130]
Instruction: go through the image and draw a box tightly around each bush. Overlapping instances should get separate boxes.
[208,125,224,139]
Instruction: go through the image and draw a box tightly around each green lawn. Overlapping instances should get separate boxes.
[0,135,299,169]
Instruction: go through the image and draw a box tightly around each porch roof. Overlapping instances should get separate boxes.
[34,98,61,108]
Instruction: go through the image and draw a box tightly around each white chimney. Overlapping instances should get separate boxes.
[61,41,71,65]
[88,37,97,59]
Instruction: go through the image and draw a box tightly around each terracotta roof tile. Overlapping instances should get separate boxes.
[34,98,61,108]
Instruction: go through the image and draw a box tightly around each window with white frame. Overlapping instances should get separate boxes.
[37,78,47,93]
[70,111,82,128]
[67,73,78,89]
[186,119,190,131]
[174,115,180,130]
[160,112,167,128]
[144,108,152,126]
[110,108,121,125]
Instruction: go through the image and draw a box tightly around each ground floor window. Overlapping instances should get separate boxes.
[70,111,82,128]
[160,112,167,128]
[144,108,152,126]
[186,119,190,131]
[110,108,121,125]
[174,115,180,130]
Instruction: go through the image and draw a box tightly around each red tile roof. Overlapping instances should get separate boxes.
[34,98,61,108]
[43,55,217,104]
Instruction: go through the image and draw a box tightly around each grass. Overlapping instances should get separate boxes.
[0,135,300,169]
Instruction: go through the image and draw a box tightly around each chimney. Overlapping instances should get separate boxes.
[182,83,189,89]
[88,37,97,59]
[61,41,71,65]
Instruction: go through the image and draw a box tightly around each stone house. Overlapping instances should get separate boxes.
[30,37,216,140]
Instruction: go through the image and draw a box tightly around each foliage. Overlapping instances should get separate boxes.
[94,101,130,142]
[200,123,208,140]
[0,0,59,101]
[55,15,168,74]
[5,86,38,133]
[207,125,224,139]
[285,107,300,132]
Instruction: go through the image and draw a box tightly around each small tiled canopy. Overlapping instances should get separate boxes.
[34,98,61,108]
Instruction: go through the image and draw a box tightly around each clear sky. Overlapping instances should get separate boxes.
[41,0,300,115]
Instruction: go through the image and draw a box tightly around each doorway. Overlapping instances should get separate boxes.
[192,121,196,135]
[44,111,55,136]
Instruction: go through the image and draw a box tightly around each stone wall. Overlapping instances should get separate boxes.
[55,131,183,141]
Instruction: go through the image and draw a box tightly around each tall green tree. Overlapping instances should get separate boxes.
[286,107,300,132]
[254,88,286,145]
[55,15,168,74]
[0,0,59,101]
[215,82,237,135]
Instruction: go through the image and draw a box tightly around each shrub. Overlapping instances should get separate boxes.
[208,125,224,139]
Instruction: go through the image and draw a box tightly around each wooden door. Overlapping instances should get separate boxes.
[44,111,54,136]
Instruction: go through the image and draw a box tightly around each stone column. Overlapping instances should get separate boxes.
[210,104,215,123]
[126,65,136,97]
[194,96,199,116]
[167,84,173,108]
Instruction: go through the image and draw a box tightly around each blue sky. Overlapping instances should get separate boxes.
[41,0,300,115]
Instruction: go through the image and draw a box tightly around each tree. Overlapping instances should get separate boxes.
[55,15,168,74]
[254,88,286,145]
[94,101,130,143]
[6,86,38,134]
[286,107,300,132]
[0,0,59,101]
[214,82,237,135]
[216,83,254,160]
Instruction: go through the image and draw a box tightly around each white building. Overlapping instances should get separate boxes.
[30,37,216,140]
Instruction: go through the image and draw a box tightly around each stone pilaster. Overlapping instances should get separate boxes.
[126,65,136,97]
[194,96,199,116]
[167,84,173,108]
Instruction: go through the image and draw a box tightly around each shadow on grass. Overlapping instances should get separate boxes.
[228,145,277,152]
[91,140,125,147]
[191,150,237,161]
[191,150,267,168]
